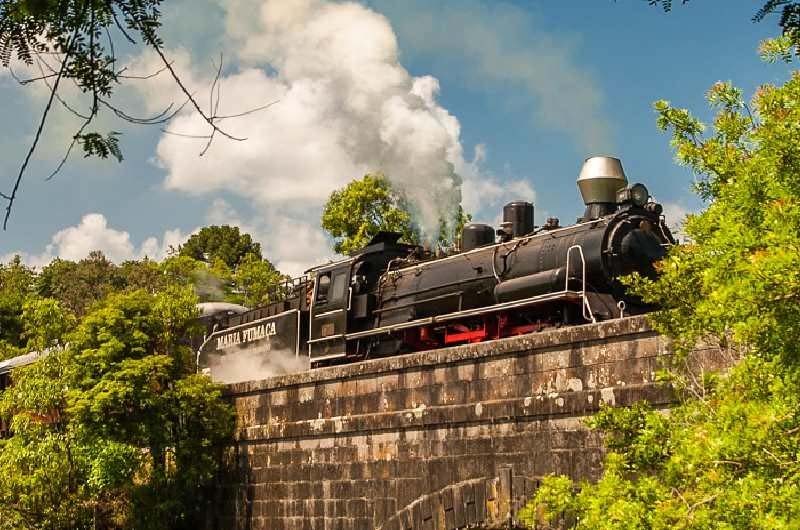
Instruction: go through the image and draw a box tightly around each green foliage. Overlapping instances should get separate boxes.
[321,173,470,254]
[77,131,123,162]
[179,225,262,269]
[523,60,800,530]
[118,258,167,294]
[322,173,418,254]
[0,1,162,92]
[232,254,287,307]
[0,255,34,356]
[0,288,234,529]
[36,251,124,317]
[0,1,164,176]
[0,240,289,528]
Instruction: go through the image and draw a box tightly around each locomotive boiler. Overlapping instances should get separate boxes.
[197,156,674,381]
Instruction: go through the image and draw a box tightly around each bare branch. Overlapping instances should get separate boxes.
[199,53,225,156]
[33,56,93,120]
[160,129,213,139]
[3,41,74,229]
[45,116,94,181]
[126,15,247,143]
[117,62,171,80]
[99,96,191,125]
[105,24,116,76]
[214,100,280,121]
[108,2,136,44]
[45,5,101,183]
[7,67,59,85]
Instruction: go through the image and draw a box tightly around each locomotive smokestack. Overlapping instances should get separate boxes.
[577,156,628,220]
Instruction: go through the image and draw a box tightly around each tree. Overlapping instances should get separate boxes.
[321,173,419,254]
[0,256,35,358]
[36,250,124,317]
[0,288,234,529]
[232,253,286,308]
[521,61,800,529]
[0,0,273,229]
[179,225,262,270]
[322,173,471,255]
[118,257,167,294]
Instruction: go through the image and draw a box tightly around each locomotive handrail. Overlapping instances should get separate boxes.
[565,245,596,323]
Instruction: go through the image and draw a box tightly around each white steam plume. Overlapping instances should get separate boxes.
[144,0,525,248]
[203,347,308,384]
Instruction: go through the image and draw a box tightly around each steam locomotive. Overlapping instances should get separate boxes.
[197,156,675,383]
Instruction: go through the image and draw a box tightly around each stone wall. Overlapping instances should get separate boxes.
[211,316,724,530]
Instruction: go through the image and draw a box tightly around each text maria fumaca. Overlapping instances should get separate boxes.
[215,321,278,350]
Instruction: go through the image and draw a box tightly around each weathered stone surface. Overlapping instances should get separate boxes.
[210,316,721,529]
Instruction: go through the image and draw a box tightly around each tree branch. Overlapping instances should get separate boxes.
[3,38,75,229]
[129,17,246,143]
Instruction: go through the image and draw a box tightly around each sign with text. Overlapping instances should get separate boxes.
[198,310,305,384]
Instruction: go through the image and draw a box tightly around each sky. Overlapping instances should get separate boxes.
[0,0,789,275]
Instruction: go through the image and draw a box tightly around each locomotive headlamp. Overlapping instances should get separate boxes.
[616,183,650,207]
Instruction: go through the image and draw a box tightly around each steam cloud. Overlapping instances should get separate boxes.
[141,0,528,257]
[204,347,309,384]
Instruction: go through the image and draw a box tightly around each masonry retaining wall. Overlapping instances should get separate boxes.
[211,316,724,530]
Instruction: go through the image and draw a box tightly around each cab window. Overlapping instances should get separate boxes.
[315,273,331,303]
[331,272,347,303]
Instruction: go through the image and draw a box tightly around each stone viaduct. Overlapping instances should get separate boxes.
[209,316,724,530]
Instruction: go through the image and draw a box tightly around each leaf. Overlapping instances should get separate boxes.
[75,131,123,162]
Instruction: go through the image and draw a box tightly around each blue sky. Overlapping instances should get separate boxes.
[0,0,788,274]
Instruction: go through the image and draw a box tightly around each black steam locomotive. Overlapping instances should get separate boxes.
[197,156,674,382]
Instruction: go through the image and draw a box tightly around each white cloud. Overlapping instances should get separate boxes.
[2,213,187,267]
[369,0,613,153]
[129,0,533,274]
[661,201,694,241]
[205,198,334,277]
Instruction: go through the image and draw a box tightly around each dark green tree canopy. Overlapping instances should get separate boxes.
[178,225,263,270]
[0,256,34,355]
[36,250,124,316]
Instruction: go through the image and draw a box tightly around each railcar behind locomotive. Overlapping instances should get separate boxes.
[197,156,674,382]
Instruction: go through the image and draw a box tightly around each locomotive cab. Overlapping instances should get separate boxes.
[307,232,419,362]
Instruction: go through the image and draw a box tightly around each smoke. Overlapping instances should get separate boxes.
[191,267,229,302]
[142,0,521,246]
[203,347,308,384]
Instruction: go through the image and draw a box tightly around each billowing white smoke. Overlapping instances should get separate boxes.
[149,0,507,247]
[204,347,309,384]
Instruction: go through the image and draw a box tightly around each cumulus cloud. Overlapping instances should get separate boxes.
[132,0,533,273]
[205,198,333,276]
[661,201,694,241]
[369,0,613,153]
[2,213,186,267]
